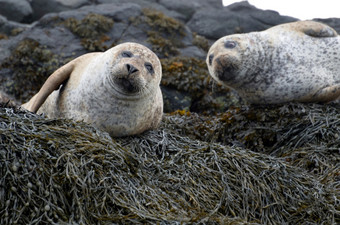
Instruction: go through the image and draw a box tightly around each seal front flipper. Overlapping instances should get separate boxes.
[22,55,84,113]
[293,20,338,38]
[300,84,340,103]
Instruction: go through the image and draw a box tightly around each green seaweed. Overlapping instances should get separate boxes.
[62,13,114,51]
[0,39,65,102]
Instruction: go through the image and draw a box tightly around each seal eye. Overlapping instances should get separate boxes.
[224,41,237,49]
[121,51,133,58]
[145,62,154,75]
[208,54,214,65]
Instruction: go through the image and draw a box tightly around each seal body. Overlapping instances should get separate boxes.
[207,21,340,104]
[22,42,163,137]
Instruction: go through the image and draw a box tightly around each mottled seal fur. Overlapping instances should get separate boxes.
[207,21,340,104]
[22,42,163,137]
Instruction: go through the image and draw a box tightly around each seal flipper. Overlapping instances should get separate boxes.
[21,55,90,113]
[300,84,340,103]
[294,20,338,38]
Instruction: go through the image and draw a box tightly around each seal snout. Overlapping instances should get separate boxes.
[215,55,239,82]
[126,64,139,75]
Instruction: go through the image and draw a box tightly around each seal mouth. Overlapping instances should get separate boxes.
[115,77,140,94]
[215,57,239,82]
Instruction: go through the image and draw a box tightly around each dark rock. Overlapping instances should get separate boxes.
[97,0,186,22]
[161,86,192,112]
[179,46,206,59]
[158,0,222,22]
[0,15,31,36]
[187,1,298,40]
[30,0,91,21]
[0,0,33,23]
[313,18,340,34]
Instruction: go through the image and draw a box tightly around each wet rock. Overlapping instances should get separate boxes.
[0,0,33,23]
[30,0,91,21]
[97,0,186,22]
[187,1,297,40]
[158,0,222,22]
[314,18,340,34]
[0,15,31,36]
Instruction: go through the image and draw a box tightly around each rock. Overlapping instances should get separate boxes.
[0,15,31,36]
[161,86,192,112]
[96,0,186,22]
[0,0,33,23]
[314,18,340,34]
[158,0,222,22]
[30,0,91,21]
[187,1,298,40]
[179,46,206,59]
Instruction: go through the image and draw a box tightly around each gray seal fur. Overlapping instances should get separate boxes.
[207,21,340,104]
[22,42,163,137]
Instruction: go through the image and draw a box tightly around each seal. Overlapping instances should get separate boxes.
[207,21,340,104]
[22,42,163,137]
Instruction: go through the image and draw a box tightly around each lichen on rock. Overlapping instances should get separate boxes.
[0,39,65,102]
[160,56,242,113]
[131,8,186,57]
[62,13,114,51]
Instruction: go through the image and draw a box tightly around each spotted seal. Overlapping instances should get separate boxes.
[22,42,163,137]
[207,21,340,104]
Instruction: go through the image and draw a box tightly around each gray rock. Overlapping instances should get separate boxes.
[0,0,33,23]
[30,0,91,21]
[179,46,206,59]
[57,3,142,22]
[159,0,222,22]
[0,15,31,36]
[313,18,340,34]
[97,0,186,22]
[161,86,192,112]
[187,1,298,40]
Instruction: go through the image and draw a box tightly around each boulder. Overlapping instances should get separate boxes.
[314,18,340,34]
[187,1,298,40]
[0,0,33,23]
[30,0,91,21]
[0,15,31,36]
[96,0,186,22]
[158,0,223,22]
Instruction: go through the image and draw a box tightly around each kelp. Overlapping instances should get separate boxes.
[0,104,338,224]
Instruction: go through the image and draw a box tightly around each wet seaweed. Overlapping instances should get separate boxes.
[0,104,338,224]
[163,103,340,189]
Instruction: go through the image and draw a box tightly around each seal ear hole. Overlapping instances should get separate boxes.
[224,41,237,49]
[121,51,133,58]
[144,62,154,75]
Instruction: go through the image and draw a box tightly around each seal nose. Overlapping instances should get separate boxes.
[126,64,139,75]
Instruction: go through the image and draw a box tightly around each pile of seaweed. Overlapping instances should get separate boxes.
[0,103,338,224]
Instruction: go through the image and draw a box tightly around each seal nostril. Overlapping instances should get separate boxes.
[209,54,214,65]
[126,64,139,75]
